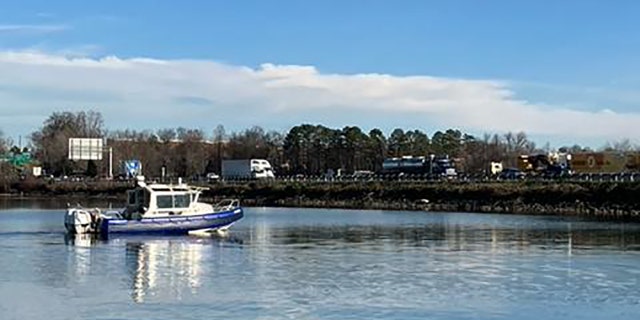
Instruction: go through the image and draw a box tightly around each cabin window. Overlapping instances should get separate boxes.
[156,194,190,209]
[174,194,191,208]
[156,195,173,209]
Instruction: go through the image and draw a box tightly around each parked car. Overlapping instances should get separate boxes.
[499,168,525,180]
[206,172,220,182]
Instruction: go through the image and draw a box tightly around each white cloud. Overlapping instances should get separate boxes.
[0,24,67,35]
[0,50,637,143]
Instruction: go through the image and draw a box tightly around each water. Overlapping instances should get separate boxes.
[1,200,640,319]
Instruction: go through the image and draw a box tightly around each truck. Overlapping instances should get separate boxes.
[569,152,637,174]
[381,155,457,177]
[517,153,571,177]
[221,159,276,179]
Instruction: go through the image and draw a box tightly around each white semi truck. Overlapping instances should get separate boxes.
[221,159,275,179]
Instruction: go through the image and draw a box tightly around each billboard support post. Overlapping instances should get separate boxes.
[68,138,114,179]
[109,147,113,179]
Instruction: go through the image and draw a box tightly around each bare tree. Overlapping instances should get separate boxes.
[30,111,106,176]
[0,130,7,154]
[603,139,635,152]
[212,125,226,173]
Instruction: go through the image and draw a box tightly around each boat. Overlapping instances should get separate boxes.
[64,177,243,235]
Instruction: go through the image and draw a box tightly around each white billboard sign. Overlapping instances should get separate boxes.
[68,138,103,160]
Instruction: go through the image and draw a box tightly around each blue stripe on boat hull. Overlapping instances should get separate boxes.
[100,208,243,234]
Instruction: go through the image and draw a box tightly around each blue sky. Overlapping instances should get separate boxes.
[1,0,640,148]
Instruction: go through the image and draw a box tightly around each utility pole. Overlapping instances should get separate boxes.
[429,154,435,177]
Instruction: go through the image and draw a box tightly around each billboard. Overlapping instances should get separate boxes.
[68,138,103,160]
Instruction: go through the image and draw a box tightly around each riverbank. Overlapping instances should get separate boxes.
[4,178,640,221]
[209,181,640,221]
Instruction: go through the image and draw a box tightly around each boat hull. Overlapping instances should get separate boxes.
[99,208,243,235]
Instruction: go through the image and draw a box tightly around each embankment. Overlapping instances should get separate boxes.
[6,179,640,221]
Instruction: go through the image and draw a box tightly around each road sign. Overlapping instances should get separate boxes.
[123,160,142,177]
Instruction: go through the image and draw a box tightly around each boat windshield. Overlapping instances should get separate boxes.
[156,193,191,209]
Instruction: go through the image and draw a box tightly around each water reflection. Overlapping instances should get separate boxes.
[267,223,640,253]
[46,209,640,318]
[64,233,103,247]
[60,220,640,305]
[63,233,242,303]
[243,222,640,317]
[125,239,208,303]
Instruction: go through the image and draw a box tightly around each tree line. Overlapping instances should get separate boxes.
[0,110,630,179]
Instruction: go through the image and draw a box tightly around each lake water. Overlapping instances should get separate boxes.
[1,200,640,320]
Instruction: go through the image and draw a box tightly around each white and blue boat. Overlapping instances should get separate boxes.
[64,177,243,235]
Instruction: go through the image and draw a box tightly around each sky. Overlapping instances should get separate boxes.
[1,0,640,148]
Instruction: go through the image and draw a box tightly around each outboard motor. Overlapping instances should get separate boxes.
[65,208,100,234]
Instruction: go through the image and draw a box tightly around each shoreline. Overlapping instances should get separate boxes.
[2,179,640,221]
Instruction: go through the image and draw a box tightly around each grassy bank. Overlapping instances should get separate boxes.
[206,181,640,221]
[6,178,640,221]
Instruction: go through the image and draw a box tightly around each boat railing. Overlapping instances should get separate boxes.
[102,210,124,220]
[67,204,102,217]
[214,199,240,212]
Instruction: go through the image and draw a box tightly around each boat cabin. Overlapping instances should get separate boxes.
[124,182,204,219]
